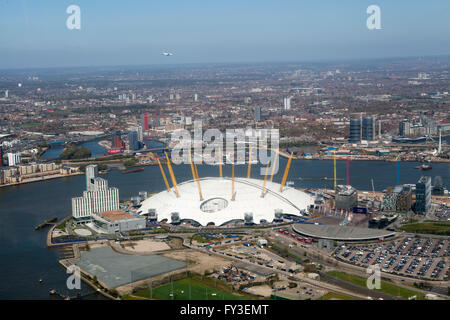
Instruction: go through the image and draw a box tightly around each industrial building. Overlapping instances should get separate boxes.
[91,210,146,233]
[254,106,261,122]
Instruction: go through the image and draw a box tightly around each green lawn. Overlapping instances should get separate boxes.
[399,222,450,236]
[327,271,425,300]
[131,277,248,300]
[319,292,358,300]
[56,220,67,231]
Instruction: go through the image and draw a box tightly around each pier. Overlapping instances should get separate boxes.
[35,217,57,230]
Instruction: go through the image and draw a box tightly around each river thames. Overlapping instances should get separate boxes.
[0,158,448,299]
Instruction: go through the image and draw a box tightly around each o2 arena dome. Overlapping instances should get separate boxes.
[138,176,314,226]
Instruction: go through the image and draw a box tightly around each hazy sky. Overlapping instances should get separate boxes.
[1,0,449,68]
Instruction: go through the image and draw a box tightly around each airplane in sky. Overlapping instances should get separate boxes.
[161,51,173,56]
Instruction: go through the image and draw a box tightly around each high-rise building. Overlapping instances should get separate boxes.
[194,93,198,102]
[128,131,140,151]
[415,176,431,214]
[7,153,21,166]
[136,125,143,142]
[399,120,410,137]
[72,169,120,223]
[4,90,8,98]
[112,131,125,149]
[141,113,150,130]
[254,106,261,122]
[397,185,412,212]
[362,117,375,141]
[349,118,361,143]
[86,164,98,191]
[283,97,291,110]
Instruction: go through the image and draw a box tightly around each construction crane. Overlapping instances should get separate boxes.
[279,152,293,192]
[164,152,179,197]
[156,157,171,192]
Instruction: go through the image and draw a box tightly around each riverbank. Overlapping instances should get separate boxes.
[0,171,84,189]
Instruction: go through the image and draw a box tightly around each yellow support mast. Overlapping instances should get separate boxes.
[188,151,204,201]
[194,164,204,201]
[279,152,293,192]
[269,150,278,182]
[247,146,252,178]
[156,158,171,192]
[218,147,223,178]
[165,152,179,197]
[260,160,270,198]
[231,164,236,201]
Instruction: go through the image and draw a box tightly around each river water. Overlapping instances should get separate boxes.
[0,158,448,299]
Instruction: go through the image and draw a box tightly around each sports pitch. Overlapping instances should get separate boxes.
[133,277,248,300]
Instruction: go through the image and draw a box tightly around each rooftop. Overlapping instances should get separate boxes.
[100,210,135,221]
[293,223,395,241]
[138,177,314,226]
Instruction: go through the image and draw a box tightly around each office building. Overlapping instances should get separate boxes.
[73,169,120,224]
[141,113,150,130]
[349,118,361,143]
[283,97,291,110]
[136,125,143,142]
[396,185,412,213]
[415,176,431,214]
[7,153,21,166]
[112,131,125,149]
[128,131,140,151]
[399,120,410,137]
[362,117,375,141]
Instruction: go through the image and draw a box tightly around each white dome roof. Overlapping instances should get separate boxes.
[138,177,314,226]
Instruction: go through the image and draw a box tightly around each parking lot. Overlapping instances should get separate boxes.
[333,236,449,280]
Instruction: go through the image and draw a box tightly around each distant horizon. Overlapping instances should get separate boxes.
[1,53,450,73]
[1,1,450,69]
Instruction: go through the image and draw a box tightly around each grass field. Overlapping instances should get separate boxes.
[129,277,249,300]
[327,271,425,300]
[319,292,358,300]
[399,222,450,236]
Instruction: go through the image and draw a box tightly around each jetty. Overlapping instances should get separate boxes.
[35,217,57,230]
